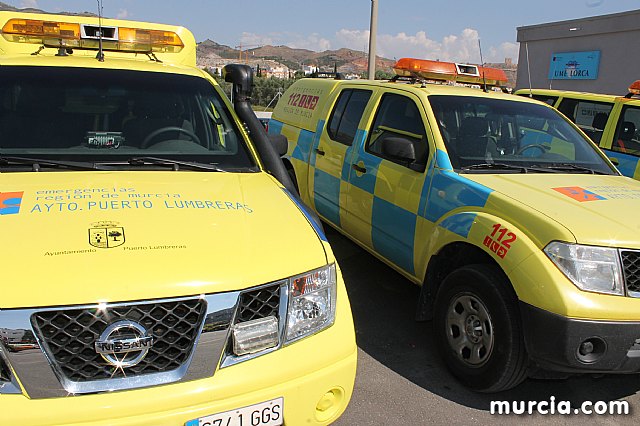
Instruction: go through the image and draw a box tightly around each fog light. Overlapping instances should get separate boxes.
[576,337,606,364]
[579,341,594,356]
[232,316,278,356]
[315,387,345,423]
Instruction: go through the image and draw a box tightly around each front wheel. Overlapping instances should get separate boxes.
[434,264,528,392]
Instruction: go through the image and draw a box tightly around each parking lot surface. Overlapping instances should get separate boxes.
[327,226,640,425]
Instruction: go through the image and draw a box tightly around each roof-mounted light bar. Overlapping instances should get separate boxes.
[393,57,508,88]
[626,80,640,98]
[1,18,184,54]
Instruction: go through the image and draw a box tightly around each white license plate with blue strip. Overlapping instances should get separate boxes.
[186,397,283,426]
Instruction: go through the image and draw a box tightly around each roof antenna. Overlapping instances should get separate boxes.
[525,42,533,97]
[96,0,105,61]
[478,38,487,93]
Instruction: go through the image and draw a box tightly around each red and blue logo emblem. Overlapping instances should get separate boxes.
[552,187,606,202]
[0,192,24,215]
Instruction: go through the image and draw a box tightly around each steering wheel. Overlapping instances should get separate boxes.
[516,144,548,156]
[141,126,202,149]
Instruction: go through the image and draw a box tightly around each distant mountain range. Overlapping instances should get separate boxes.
[196,39,396,75]
[0,1,96,16]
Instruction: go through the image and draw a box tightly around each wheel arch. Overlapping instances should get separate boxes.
[416,241,519,321]
[415,210,544,321]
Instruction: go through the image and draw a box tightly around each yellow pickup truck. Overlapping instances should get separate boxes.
[270,57,640,392]
[0,11,356,425]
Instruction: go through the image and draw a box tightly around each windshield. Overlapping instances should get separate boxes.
[429,95,616,175]
[0,66,256,171]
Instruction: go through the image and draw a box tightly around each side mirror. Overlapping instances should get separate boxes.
[268,134,288,156]
[381,136,426,172]
[608,156,620,166]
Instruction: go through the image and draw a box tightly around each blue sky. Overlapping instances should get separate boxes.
[6,0,640,63]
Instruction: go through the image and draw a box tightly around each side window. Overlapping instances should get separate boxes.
[366,93,428,168]
[326,89,372,146]
[612,105,640,156]
[557,98,613,143]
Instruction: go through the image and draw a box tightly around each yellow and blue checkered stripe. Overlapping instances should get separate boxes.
[271,120,493,276]
[348,146,493,275]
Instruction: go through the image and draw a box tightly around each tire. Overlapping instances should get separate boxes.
[434,264,528,392]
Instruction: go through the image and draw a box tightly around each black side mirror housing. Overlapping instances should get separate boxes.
[268,134,288,156]
[381,136,426,172]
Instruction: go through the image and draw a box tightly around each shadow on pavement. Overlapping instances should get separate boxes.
[327,226,640,412]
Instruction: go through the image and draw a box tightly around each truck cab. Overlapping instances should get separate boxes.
[271,57,640,392]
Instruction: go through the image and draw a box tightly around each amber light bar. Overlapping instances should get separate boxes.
[393,57,508,87]
[1,18,183,53]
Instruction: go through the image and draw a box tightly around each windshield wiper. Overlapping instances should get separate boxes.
[0,156,112,171]
[535,163,610,175]
[126,157,227,172]
[460,163,553,173]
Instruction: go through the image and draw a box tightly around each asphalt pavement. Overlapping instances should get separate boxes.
[326,226,640,426]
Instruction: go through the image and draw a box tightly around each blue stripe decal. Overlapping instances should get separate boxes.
[435,148,452,170]
[267,119,284,135]
[349,153,382,195]
[418,154,437,215]
[371,197,416,274]
[439,213,478,238]
[603,149,639,178]
[292,129,315,162]
[424,170,493,222]
[313,169,341,226]
[281,188,328,242]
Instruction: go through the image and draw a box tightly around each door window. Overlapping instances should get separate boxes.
[612,106,640,156]
[365,93,428,168]
[326,89,372,146]
[557,98,613,143]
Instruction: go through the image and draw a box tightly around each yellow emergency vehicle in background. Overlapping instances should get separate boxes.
[271,57,640,392]
[515,83,640,180]
[0,11,356,425]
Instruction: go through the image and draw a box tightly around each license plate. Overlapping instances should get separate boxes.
[186,398,283,426]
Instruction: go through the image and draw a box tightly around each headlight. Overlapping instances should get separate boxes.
[544,242,624,295]
[286,264,337,343]
[224,264,337,367]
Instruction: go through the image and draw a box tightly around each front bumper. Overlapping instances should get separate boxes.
[0,263,357,426]
[0,326,357,426]
[521,301,640,374]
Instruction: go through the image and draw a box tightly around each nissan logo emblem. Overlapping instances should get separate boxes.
[95,320,153,368]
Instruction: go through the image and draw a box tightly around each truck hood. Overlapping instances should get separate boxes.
[1,172,326,308]
[467,174,640,248]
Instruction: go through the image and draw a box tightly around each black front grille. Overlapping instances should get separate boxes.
[622,250,640,293]
[236,284,281,323]
[31,299,206,382]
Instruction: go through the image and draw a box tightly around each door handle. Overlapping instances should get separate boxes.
[352,163,367,173]
[315,148,325,156]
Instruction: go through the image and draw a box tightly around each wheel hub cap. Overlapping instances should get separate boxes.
[445,293,495,367]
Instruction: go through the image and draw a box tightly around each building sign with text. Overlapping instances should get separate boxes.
[548,51,600,80]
